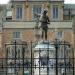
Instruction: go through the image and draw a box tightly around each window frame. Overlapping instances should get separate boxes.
[55,31,63,40]
[53,5,58,19]
[13,31,20,39]
[32,5,42,20]
[16,5,23,19]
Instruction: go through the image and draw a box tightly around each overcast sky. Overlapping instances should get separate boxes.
[0,0,75,4]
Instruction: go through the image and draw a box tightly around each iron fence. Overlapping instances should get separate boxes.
[0,40,74,75]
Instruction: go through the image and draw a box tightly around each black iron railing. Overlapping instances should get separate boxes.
[0,40,74,75]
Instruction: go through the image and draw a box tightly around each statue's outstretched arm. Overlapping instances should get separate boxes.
[34,13,40,18]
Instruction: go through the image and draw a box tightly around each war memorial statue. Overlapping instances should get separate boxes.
[40,10,50,40]
[35,9,50,40]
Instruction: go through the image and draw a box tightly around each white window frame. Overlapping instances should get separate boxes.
[16,5,23,20]
[53,5,58,19]
[13,31,20,39]
[16,45,22,58]
[58,45,64,58]
[6,46,15,58]
[32,5,43,20]
[7,45,22,59]
[7,68,15,74]
[55,31,63,40]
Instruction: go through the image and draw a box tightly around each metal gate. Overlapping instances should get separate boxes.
[0,40,75,75]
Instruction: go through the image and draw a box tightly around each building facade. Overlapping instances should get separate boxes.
[0,0,75,75]
[3,0,74,43]
[0,0,74,60]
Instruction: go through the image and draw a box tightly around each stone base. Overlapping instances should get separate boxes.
[37,39,49,44]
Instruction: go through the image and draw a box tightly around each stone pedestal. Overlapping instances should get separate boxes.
[34,40,56,75]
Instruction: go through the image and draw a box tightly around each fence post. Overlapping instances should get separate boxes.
[22,44,24,75]
[47,41,49,75]
[14,41,17,74]
[73,48,74,75]
[64,41,66,75]
[31,41,33,75]
[5,44,7,75]
[55,39,58,75]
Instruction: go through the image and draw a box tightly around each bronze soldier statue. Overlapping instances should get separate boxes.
[40,10,50,40]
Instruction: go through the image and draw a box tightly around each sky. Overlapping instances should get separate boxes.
[0,0,75,4]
